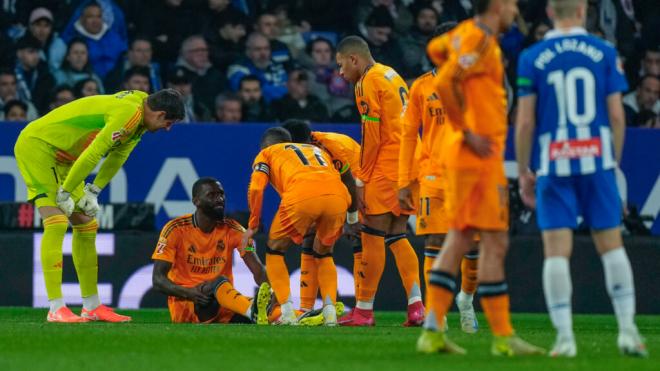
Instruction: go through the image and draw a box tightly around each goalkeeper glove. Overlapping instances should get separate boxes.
[56,187,75,217]
[77,183,101,217]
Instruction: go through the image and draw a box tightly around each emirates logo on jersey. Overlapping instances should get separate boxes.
[549,138,602,160]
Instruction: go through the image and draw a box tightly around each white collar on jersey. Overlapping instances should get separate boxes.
[544,27,588,40]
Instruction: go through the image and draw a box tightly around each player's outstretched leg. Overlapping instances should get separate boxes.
[457,250,479,334]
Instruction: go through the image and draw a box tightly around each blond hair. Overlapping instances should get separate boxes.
[549,0,586,19]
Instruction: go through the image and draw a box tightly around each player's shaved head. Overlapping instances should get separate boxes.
[336,36,371,58]
[281,119,312,143]
[548,0,586,19]
[260,127,292,149]
[192,177,221,198]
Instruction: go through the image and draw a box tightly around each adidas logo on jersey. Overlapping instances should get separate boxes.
[188,245,197,254]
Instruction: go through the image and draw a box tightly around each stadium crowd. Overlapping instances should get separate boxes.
[0,0,658,127]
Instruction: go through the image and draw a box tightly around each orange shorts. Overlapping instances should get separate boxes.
[365,174,417,216]
[444,165,509,231]
[270,194,349,246]
[167,296,235,324]
[416,181,449,235]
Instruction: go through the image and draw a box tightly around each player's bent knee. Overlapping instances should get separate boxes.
[267,238,292,252]
[385,233,406,248]
[362,225,387,237]
[43,214,69,236]
[591,227,623,255]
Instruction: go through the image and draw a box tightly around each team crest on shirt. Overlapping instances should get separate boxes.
[458,54,477,68]
[155,237,167,254]
[216,240,225,252]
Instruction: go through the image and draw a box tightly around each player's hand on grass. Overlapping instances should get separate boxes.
[398,186,415,211]
[518,169,536,209]
[77,183,101,217]
[463,130,493,158]
[56,187,75,217]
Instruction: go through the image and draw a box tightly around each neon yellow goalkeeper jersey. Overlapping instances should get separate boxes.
[20,90,148,192]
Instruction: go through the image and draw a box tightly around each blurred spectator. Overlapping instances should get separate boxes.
[122,66,151,92]
[254,11,293,67]
[399,4,438,78]
[73,77,101,97]
[137,0,196,65]
[104,37,162,93]
[228,32,288,102]
[640,47,660,77]
[14,35,55,114]
[271,4,307,59]
[434,0,473,22]
[0,69,38,120]
[298,37,353,119]
[272,68,329,122]
[523,18,552,48]
[623,75,660,127]
[214,93,243,123]
[358,6,405,74]
[636,109,659,128]
[166,66,211,122]
[175,35,227,114]
[61,1,128,78]
[355,0,413,36]
[48,85,75,110]
[195,0,234,34]
[26,7,67,73]
[3,99,28,121]
[205,8,248,73]
[54,38,105,94]
[238,75,273,122]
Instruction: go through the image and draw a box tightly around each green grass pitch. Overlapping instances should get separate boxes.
[0,308,657,370]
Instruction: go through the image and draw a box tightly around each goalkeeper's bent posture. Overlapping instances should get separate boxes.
[13,89,184,323]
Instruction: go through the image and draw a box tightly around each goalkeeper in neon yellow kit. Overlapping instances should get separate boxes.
[14,89,184,323]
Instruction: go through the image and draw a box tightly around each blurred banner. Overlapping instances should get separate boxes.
[1,231,659,313]
[1,122,658,234]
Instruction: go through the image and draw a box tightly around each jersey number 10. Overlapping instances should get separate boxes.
[547,67,596,127]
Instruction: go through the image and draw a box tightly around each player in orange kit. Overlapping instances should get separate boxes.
[241,127,351,325]
[335,36,424,327]
[417,0,545,355]
[152,177,273,324]
[399,22,480,334]
[281,119,362,312]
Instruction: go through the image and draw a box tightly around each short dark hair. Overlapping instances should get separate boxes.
[239,75,261,89]
[130,36,152,49]
[0,68,15,78]
[3,99,27,117]
[639,74,660,87]
[431,21,458,39]
[192,177,220,198]
[337,35,371,57]
[146,89,185,120]
[123,66,150,82]
[72,78,98,97]
[281,119,312,143]
[260,127,292,148]
[306,37,334,56]
[474,0,492,15]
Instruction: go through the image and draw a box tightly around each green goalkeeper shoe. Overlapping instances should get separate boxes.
[491,335,546,356]
[416,329,467,355]
[255,282,272,325]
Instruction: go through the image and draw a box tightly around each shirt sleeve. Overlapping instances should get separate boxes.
[62,104,143,192]
[247,151,270,230]
[399,79,422,188]
[358,75,383,182]
[605,47,629,95]
[516,49,537,97]
[151,222,180,263]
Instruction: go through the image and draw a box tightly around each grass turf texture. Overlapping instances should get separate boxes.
[0,308,657,371]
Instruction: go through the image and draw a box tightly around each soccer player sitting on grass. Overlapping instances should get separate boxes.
[13,89,184,323]
[152,177,276,324]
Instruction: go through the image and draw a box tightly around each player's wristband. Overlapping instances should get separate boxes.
[355,178,365,187]
[346,211,359,224]
[245,239,256,252]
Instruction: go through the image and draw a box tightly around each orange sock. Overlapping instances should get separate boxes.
[357,228,386,307]
[387,235,421,302]
[214,281,252,317]
[299,249,318,311]
[266,250,291,305]
[424,270,456,331]
[268,306,281,323]
[479,282,514,336]
[316,255,337,305]
[353,245,362,299]
[460,254,479,295]
[423,246,442,288]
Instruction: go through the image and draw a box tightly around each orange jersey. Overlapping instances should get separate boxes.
[355,63,409,182]
[248,142,347,229]
[151,214,247,287]
[399,69,448,188]
[428,19,508,168]
[311,131,361,175]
